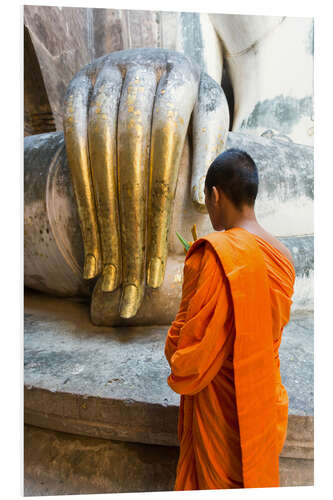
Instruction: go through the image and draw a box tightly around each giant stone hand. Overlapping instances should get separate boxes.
[63,48,229,319]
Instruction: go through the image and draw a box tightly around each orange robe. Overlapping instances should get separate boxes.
[165,227,295,490]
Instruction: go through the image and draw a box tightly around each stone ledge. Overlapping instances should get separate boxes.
[24,424,179,496]
[24,291,313,458]
[24,424,313,496]
[24,388,313,459]
[25,387,179,446]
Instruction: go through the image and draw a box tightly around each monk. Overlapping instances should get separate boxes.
[164,148,295,490]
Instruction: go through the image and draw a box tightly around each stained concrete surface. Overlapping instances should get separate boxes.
[24,291,313,419]
[24,425,179,496]
[279,314,313,416]
[24,424,313,497]
[24,290,314,495]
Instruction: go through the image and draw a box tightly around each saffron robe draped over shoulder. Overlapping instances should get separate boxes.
[164,227,295,490]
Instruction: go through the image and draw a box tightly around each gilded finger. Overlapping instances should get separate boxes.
[88,64,123,292]
[63,70,101,279]
[147,62,200,288]
[191,72,230,212]
[117,65,157,318]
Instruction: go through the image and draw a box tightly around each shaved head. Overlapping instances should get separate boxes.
[205,148,259,210]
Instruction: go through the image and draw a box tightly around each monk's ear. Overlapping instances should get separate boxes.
[212,186,221,204]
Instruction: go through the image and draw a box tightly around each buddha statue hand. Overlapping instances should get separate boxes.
[63,48,229,318]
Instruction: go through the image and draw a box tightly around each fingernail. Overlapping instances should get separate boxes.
[191,186,208,213]
[120,284,140,319]
[83,254,97,279]
[101,264,117,292]
[147,257,164,288]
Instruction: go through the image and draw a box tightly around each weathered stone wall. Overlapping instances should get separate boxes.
[24,424,313,496]
[210,15,314,145]
[24,26,56,136]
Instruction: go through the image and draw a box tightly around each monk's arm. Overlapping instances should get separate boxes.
[164,243,206,365]
[166,242,234,396]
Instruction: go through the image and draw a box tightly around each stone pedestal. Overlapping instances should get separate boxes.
[24,290,313,494]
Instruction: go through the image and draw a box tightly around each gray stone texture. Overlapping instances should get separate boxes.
[24,425,179,496]
[24,424,313,496]
[24,291,313,448]
[23,7,210,136]
[24,26,56,136]
[24,7,224,135]
[226,131,313,203]
[24,274,313,494]
[24,132,90,298]
[280,235,313,278]
[279,314,314,416]
[24,6,92,131]
[241,95,313,136]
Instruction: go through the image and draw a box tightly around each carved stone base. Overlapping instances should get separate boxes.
[24,424,313,496]
[24,425,179,496]
[24,290,313,493]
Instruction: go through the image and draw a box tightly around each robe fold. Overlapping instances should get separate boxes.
[165,227,295,490]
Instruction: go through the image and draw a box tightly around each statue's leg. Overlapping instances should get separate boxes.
[146,66,199,288]
[88,65,123,292]
[63,70,101,279]
[117,66,157,318]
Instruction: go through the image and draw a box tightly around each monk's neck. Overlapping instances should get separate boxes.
[223,206,258,231]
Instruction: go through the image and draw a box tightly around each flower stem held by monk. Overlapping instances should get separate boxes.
[176,224,198,255]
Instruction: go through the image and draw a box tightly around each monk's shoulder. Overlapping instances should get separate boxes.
[275,240,294,265]
[184,239,206,272]
[186,238,220,272]
[201,240,221,267]
[257,231,294,266]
